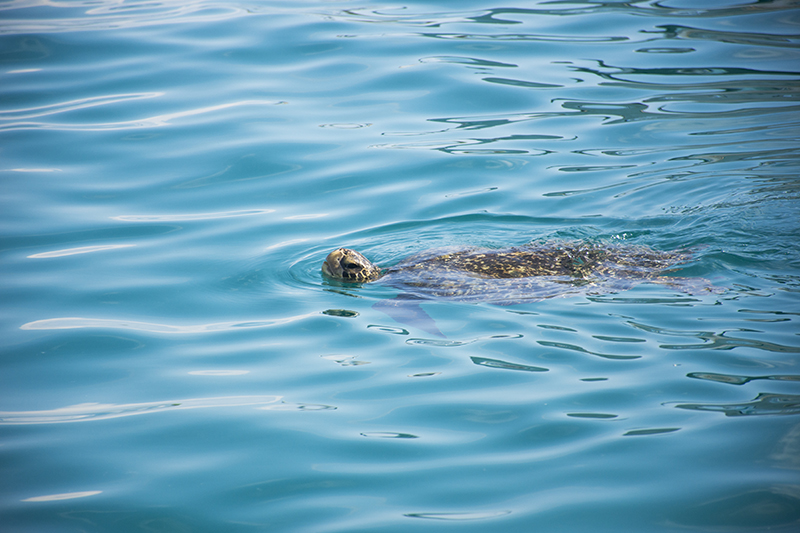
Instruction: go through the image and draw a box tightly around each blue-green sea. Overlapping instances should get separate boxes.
[2,1,800,531]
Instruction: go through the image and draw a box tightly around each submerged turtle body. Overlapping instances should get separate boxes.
[322,242,700,304]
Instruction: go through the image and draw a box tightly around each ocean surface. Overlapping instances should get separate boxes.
[2,1,800,531]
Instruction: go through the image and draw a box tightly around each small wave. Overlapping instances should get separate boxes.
[22,491,102,503]
[361,432,419,439]
[28,244,135,258]
[6,68,42,74]
[112,209,274,222]
[537,340,641,360]
[0,99,287,132]
[20,313,319,333]
[627,320,800,353]
[265,238,310,251]
[367,325,409,335]
[0,395,282,425]
[471,356,548,372]
[443,186,499,198]
[371,138,550,156]
[260,403,336,411]
[321,355,371,366]
[637,47,694,54]
[406,510,512,521]
[483,76,562,89]
[592,335,646,343]
[319,123,372,129]
[421,32,626,42]
[406,333,523,347]
[623,428,681,436]
[283,213,329,220]
[188,370,250,376]
[420,56,516,68]
[0,92,161,121]
[687,372,800,386]
[674,393,800,417]
[0,2,249,35]
[3,168,61,172]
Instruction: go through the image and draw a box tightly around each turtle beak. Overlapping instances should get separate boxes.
[322,250,344,278]
[321,258,333,277]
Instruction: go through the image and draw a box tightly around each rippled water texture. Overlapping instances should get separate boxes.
[2,1,800,531]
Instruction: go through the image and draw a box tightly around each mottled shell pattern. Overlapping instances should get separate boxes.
[322,243,692,299]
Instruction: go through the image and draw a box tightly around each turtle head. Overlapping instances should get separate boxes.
[322,248,382,282]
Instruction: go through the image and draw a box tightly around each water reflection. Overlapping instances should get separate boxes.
[627,320,800,353]
[675,393,800,416]
[651,24,800,50]
[470,356,548,372]
[537,340,641,360]
[688,372,800,386]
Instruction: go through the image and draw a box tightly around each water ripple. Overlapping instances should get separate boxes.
[112,209,274,222]
[0,395,282,425]
[366,325,410,335]
[688,372,800,386]
[27,244,135,259]
[627,320,800,353]
[421,32,627,42]
[470,356,548,373]
[419,56,517,68]
[406,510,512,521]
[372,136,556,155]
[261,403,336,412]
[318,122,372,129]
[623,427,681,436]
[21,491,102,503]
[1,1,797,529]
[0,99,286,132]
[406,333,523,347]
[20,313,320,333]
[0,92,161,120]
[567,413,618,419]
[188,370,250,376]
[361,432,418,439]
[674,393,800,417]
[537,340,641,360]
[322,354,370,367]
[0,1,249,34]
[328,4,791,27]
[651,24,800,50]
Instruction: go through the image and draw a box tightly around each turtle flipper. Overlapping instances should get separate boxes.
[372,295,445,338]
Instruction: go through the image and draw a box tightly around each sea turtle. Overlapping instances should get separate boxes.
[321,242,714,336]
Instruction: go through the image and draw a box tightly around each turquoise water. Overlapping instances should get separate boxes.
[2,0,800,530]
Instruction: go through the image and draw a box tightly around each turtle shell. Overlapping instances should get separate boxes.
[376,242,701,304]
